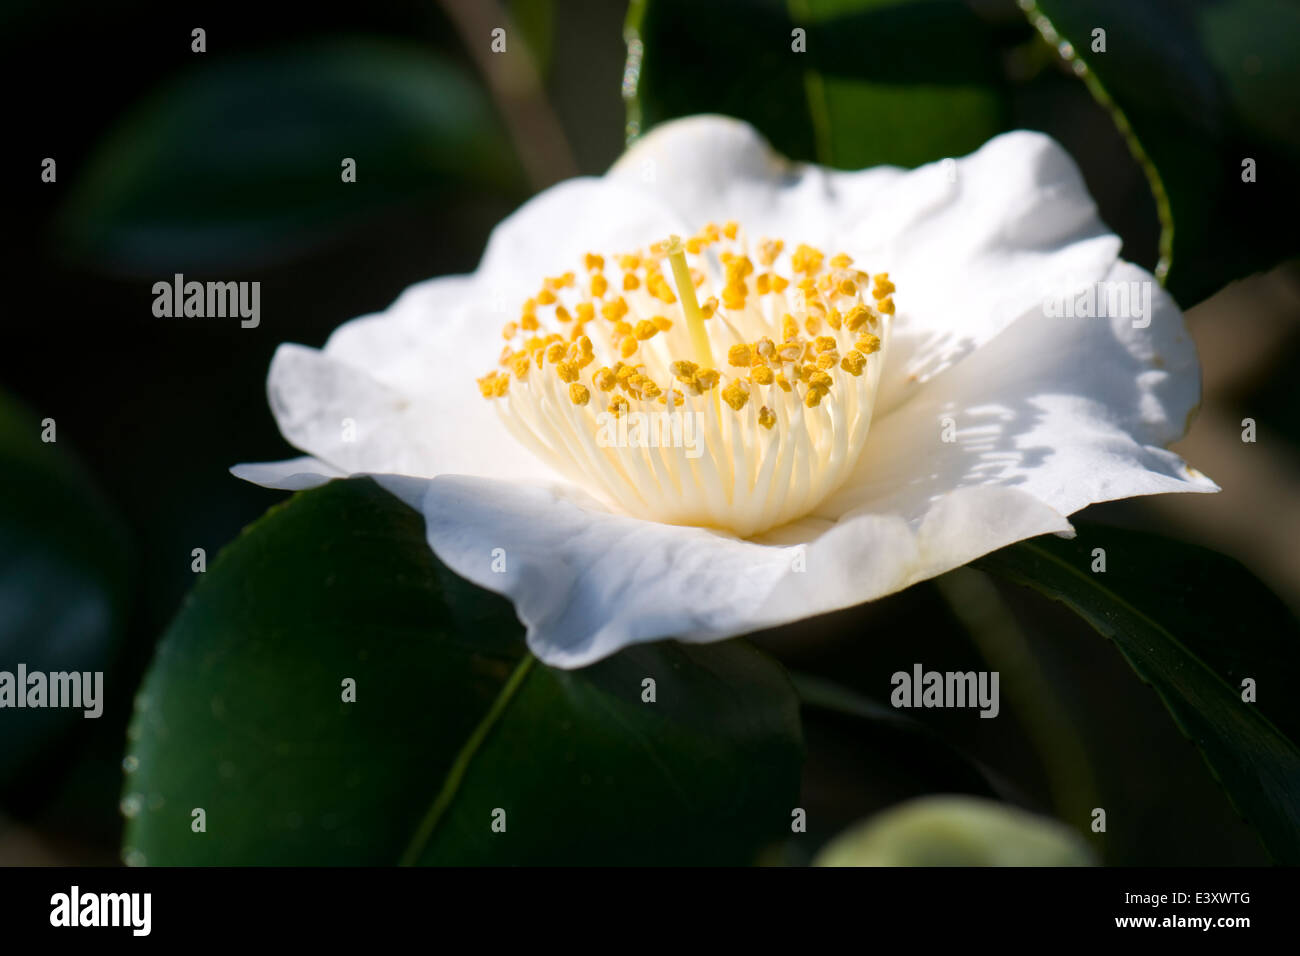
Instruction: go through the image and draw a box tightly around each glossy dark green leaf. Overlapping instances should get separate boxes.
[626,0,1018,168]
[123,478,802,865]
[0,393,130,788]
[977,523,1300,863]
[1024,0,1300,305]
[55,38,526,272]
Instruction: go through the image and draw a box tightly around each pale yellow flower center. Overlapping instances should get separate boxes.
[478,221,894,537]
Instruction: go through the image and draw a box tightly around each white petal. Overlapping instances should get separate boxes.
[229,456,343,490]
[409,475,1070,669]
[820,259,1217,524]
[610,114,904,251]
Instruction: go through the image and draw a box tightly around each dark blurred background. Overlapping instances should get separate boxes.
[2,0,1297,864]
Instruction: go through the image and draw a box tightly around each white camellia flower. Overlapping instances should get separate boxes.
[234,115,1217,668]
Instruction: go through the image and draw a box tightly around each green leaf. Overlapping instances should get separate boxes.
[977,523,1300,863]
[625,0,1019,168]
[791,672,1001,798]
[814,795,1095,865]
[0,393,130,788]
[122,478,802,865]
[55,38,527,272]
[1023,0,1300,306]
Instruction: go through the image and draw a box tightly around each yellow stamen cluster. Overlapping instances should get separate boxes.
[477,223,895,537]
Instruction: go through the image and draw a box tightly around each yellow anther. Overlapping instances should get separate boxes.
[545,342,566,365]
[877,296,895,315]
[791,243,825,274]
[804,315,821,335]
[722,380,750,411]
[670,359,698,382]
[653,315,673,332]
[728,343,752,367]
[502,321,518,339]
[856,333,881,354]
[815,352,838,370]
[758,238,784,266]
[556,360,580,384]
[537,288,557,306]
[618,254,642,271]
[695,368,720,391]
[647,272,677,304]
[477,372,499,398]
[722,284,747,310]
[771,275,789,292]
[830,253,854,269]
[845,305,872,332]
[723,221,739,239]
[556,305,573,323]
[700,297,718,319]
[634,320,659,340]
[623,273,641,291]
[756,273,771,295]
[591,274,608,298]
[804,388,825,408]
[782,314,799,341]
[826,308,842,330]
[641,379,662,399]
[758,406,777,429]
[521,314,539,332]
[756,337,775,360]
[593,367,617,391]
[620,337,639,358]
[840,350,867,376]
[686,237,704,254]
[703,223,721,242]
[576,302,595,322]
[775,373,792,393]
[601,297,629,321]
[838,278,857,296]
[778,341,803,363]
[814,336,837,353]
[751,365,775,386]
[872,275,896,298]
[569,383,590,406]
[584,253,605,272]
[512,356,531,379]
[609,395,629,417]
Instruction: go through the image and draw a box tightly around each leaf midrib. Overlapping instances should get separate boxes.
[398,653,536,865]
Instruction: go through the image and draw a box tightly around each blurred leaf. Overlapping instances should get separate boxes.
[56,38,527,273]
[626,0,1022,168]
[123,478,802,865]
[0,393,130,790]
[792,672,1001,797]
[1024,0,1300,305]
[815,795,1095,865]
[977,523,1300,863]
